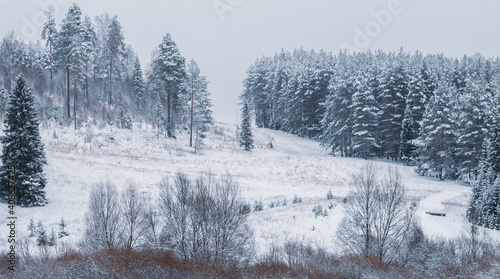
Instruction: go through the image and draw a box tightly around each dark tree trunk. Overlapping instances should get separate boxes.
[109,58,113,106]
[73,62,77,130]
[67,56,71,119]
[190,86,194,147]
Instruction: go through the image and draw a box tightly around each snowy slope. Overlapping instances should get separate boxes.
[0,122,498,257]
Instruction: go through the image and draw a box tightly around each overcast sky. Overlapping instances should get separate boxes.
[1,0,500,123]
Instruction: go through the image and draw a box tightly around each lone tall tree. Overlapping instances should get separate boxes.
[239,103,254,151]
[0,74,48,207]
[106,16,125,106]
[186,59,213,152]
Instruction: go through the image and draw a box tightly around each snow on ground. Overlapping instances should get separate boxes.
[1,121,499,257]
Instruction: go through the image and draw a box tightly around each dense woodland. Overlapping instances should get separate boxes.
[0,4,213,149]
[241,49,500,229]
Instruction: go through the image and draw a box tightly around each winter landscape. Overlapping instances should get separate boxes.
[1,1,500,278]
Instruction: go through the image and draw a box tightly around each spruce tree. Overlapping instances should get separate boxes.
[416,83,457,180]
[351,75,380,159]
[0,74,48,207]
[456,75,489,182]
[153,33,187,138]
[106,16,126,106]
[483,177,500,229]
[240,103,254,151]
[131,57,146,111]
[320,74,354,157]
[399,112,418,165]
[378,65,408,160]
[468,138,494,226]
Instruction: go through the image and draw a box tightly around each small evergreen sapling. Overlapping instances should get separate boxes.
[58,218,69,238]
[28,218,36,237]
[36,221,48,246]
[49,229,57,246]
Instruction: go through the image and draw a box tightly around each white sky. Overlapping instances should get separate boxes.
[1,0,500,123]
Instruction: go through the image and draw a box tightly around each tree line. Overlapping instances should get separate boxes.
[240,49,500,184]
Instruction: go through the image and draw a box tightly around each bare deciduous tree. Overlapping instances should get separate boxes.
[158,172,254,266]
[337,163,379,257]
[143,195,162,250]
[336,164,419,264]
[373,167,418,264]
[82,181,123,251]
[121,181,146,250]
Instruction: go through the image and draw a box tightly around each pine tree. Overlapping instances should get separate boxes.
[482,177,500,229]
[41,5,57,88]
[487,105,500,177]
[54,4,80,118]
[378,65,408,160]
[456,76,489,182]
[106,16,125,106]
[117,91,132,129]
[194,88,213,154]
[240,103,254,151]
[469,138,493,226]
[186,60,213,152]
[399,70,429,165]
[320,74,354,157]
[131,57,146,111]
[54,3,94,125]
[399,112,418,165]
[0,74,48,206]
[416,83,457,180]
[350,75,380,159]
[153,89,166,139]
[152,33,187,138]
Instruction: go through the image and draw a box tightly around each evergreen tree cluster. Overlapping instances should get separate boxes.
[241,49,499,182]
[468,104,500,229]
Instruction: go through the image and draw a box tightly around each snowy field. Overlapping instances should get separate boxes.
[1,121,499,256]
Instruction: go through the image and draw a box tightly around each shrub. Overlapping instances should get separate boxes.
[326,190,333,200]
[253,200,263,212]
[293,195,302,204]
[312,205,323,218]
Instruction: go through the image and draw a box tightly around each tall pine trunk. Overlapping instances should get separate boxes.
[73,62,77,130]
[190,83,194,147]
[49,37,53,91]
[109,58,113,106]
[67,56,71,119]
[167,87,171,137]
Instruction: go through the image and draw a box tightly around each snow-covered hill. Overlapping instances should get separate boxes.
[0,122,497,256]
